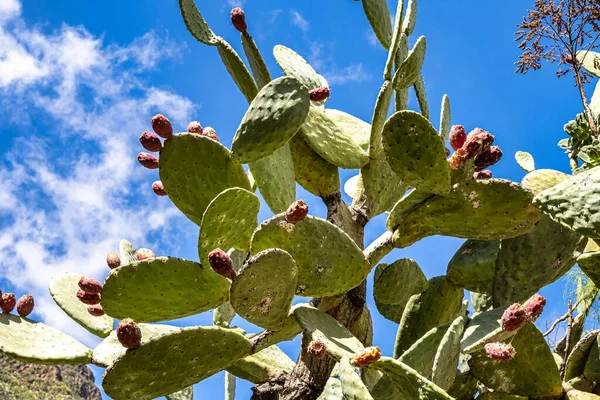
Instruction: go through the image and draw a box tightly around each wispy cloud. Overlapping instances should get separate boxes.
[366,30,379,48]
[227,0,245,8]
[291,10,309,33]
[308,42,371,86]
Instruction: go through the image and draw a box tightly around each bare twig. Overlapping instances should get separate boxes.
[560,300,575,378]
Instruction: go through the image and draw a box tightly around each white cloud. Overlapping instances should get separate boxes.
[366,30,379,47]
[291,10,309,33]
[327,63,370,85]
[227,0,245,8]
[308,42,371,86]
[0,0,20,21]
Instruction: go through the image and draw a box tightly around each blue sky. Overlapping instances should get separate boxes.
[0,0,595,399]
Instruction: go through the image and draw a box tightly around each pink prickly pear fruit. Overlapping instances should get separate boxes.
[137,152,159,169]
[152,181,167,196]
[16,295,34,318]
[87,304,105,317]
[136,248,156,261]
[151,114,173,139]
[1,293,15,313]
[230,8,248,33]
[187,121,203,134]
[285,200,309,224]
[116,318,142,349]
[448,149,467,171]
[307,340,327,359]
[309,87,330,102]
[462,128,495,159]
[501,303,527,332]
[473,170,493,180]
[484,342,516,362]
[77,289,101,305]
[78,277,103,295]
[106,252,121,269]
[474,146,503,171]
[202,127,220,142]
[208,249,237,280]
[352,346,382,367]
[523,294,546,321]
[139,131,162,152]
[449,125,467,150]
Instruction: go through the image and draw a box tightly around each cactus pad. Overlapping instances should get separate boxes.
[325,109,371,150]
[318,378,343,400]
[515,151,535,172]
[49,273,114,338]
[446,240,499,293]
[584,337,600,382]
[521,169,569,196]
[166,387,193,400]
[102,257,230,322]
[432,316,468,390]
[373,259,427,323]
[393,36,426,89]
[159,134,251,225]
[178,0,218,45]
[382,110,451,195]
[0,313,92,365]
[230,249,298,330]
[289,134,340,198]
[471,291,493,314]
[300,107,369,169]
[339,357,375,400]
[578,251,600,287]
[102,326,252,400]
[119,239,138,265]
[399,322,452,378]
[576,50,600,78]
[565,330,600,381]
[249,144,296,214]
[216,37,259,103]
[439,94,451,143]
[251,215,369,297]
[231,77,310,163]
[362,0,393,49]
[461,307,515,353]
[227,345,295,384]
[198,188,260,264]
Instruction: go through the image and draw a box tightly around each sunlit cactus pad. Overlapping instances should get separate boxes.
[102,257,230,322]
[325,109,371,150]
[289,134,340,198]
[227,345,296,384]
[273,45,328,104]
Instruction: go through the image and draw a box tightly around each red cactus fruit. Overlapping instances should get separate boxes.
[16,295,34,318]
[501,303,527,332]
[106,252,121,269]
[462,128,494,159]
[151,114,173,139]
[77,289,101,305]
[307,340,327,359]
[137,152,159,169]
[78,277,103,295]
[523,294,546,321]
[208,249,237,280]
[188,121,203,134]
[202,127,220,142]
[484,342,516,362]
[473,170,493,180]
[448,149,467,171]
[285,200,309,224]
[474,146,503,171]
[139,131,162,152]
[152,181,167,196]
[116,318,142,349]
[309,87,330,102]
[230,8,248,33]
[352,346,382,367]
[1,293,15,313]
[136,248,155,261]
[87,304,105,317]
[449,125,467,150]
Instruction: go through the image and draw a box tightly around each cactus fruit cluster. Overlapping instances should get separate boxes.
[0,291,34,318]
[6,1,600,400]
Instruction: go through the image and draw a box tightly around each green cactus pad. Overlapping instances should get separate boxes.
[198,188,260,264]
[249,311,303,353]
[241,33,271,89]
[373,259,427,323]
[289,134,340,198]
[576,50,600,78]
[325,109,371,150]
[386,189,435,231]
[394,276,463,358]
[166,387,193,400]
[565,330,600,381]
[159,134,251,226]
[533,166,600,240]
[249,144,296,214]
[492,214,585,307]
[392,179,540,248]
[230,249,298,330]
[214,249,246,328]
[461,307,515,353]
[49,273,114,338]
[515,151,535,172]
[393,36,426,90]
[231,77,310,164]
[384,2,407,80]
[521,169,569,196]
[300,107,369,169]
[102,326,252,400]
[102,257,230,322]
[317,378,343,400]
[382,110,451,195]
[439,94,451,143]
[446,240,500,294]
[399,322,452,378]
[584,337,600,382]
[431,316,468,390]
[0,313,92,365]
[362,0,393,49]
[93,323,178,367]
[216,37,259,104]
[471,292,493,314]
[227,345,295,384]
[402,0,417,36]
[119,239,137,265]
[578,251,600,287]
[447,371,478,400]
[413,73,430,119]
[372,357,454,400]
[178,0,218,45]
[476,393,527,400]
[468,323,563,397]
[292,304,364,360]
[339,357,374,400]
[251,215,369,297]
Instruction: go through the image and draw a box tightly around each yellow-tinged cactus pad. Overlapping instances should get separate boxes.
[317,378,343,400]
[521,168,569,196]
[102,257,230,322]
[515,151,535,172]
[251,215,369,297]
[102,326,252,400]
[289,134,340,198]
[227,345,295,384]
[198,188,260,264]
[230,249,298,330]
[325,109,371,150]
[249,144,296,214]
[49,273,114,338]
[159,134,251,226]
[166,386,193,400]
[0,313,92,365]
